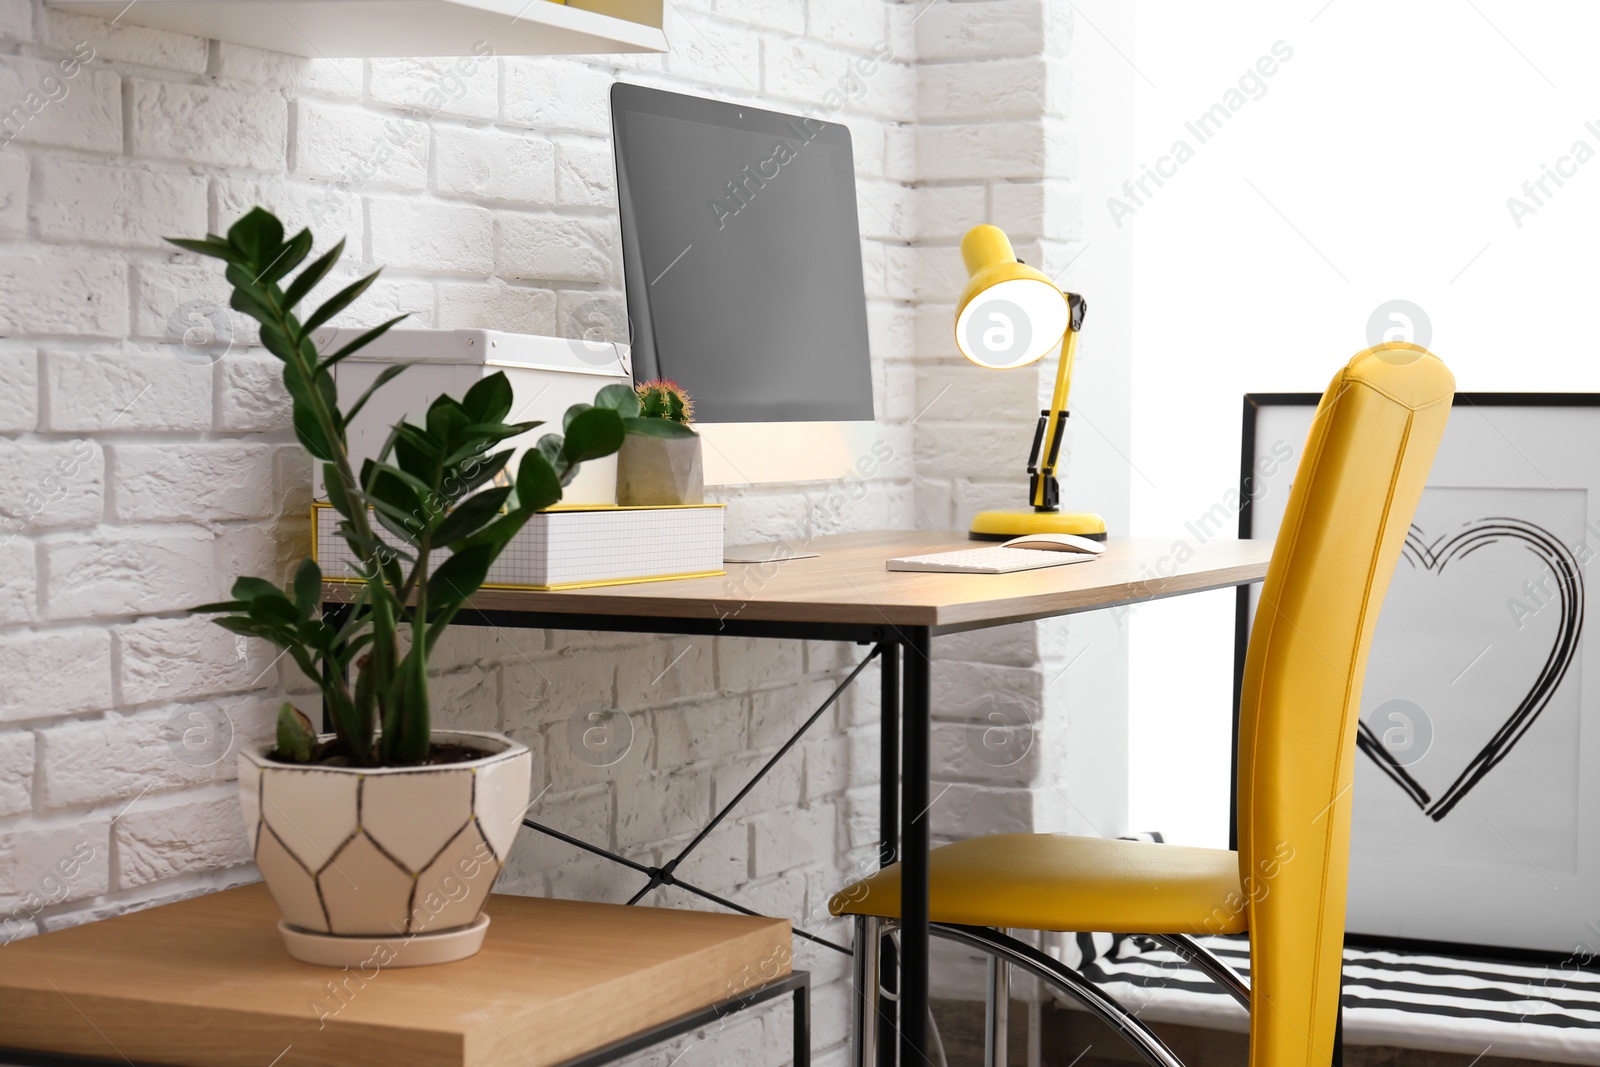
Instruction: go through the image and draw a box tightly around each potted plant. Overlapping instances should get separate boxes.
[173,208,641,967]
[616,379,703,506]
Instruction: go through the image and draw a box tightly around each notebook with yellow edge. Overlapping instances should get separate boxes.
[313,502,725,591]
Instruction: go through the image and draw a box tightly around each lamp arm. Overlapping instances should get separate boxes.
[1028,293,1084,511]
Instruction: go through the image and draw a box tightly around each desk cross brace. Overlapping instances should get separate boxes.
[521,643,884,958]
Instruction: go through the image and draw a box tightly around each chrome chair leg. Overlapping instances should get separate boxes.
[1150,934,1251,1010]
[931,924,1186,1067]
[984,936,1009,1067]
[851,915,880,1067]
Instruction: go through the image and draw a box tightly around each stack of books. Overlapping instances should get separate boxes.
[314,503,725,591]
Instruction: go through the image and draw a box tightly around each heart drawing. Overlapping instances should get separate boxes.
[1357,517,1585,821]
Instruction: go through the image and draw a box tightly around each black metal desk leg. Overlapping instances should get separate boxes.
[879,640,900,869]
[1332,952,1345,1065]
[878,640,900,1067]
[794,977,811,1067]
[899,628,932,1064]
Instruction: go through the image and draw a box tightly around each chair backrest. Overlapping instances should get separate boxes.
[1237,344,1454,1067]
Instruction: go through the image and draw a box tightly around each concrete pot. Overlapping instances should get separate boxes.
[617,432,705,506]
[238,729,531,967]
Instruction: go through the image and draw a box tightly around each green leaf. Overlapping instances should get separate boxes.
[280,359,313,405]
[452,449,514,499]
[438,422,537,471]
[275,703,317,763]
[623,416,699,439]
[227,208,284,262]
[595,383,642,415]
[562,407,626,465]
[366,461,435,506]
[213,615,297,649]
[379,551,405,592]
[369,423,403,469]
[316,314,409,372]
[337,524,415,565]
[352,484,424,534]
[258,228,314,286]
[247,594,301,628]
[314,364,339,428]
[563,402,593,431]
[425,395,471,443]
[438,440,495,475]
[516,450,563,512]
[165,236,245,265]
[536,433,564,470]
[292,403,335,461]
[365,467,424,521]
[191,599,249,614]
[393,425,438,479]
[324,465,355,519]
[457,507,532,553]
[257,321,298,363]
[229,284,277,328]
[461,372,514,425]
[284,238,345,310]
[232,576,285,601]
[224,261,267,296]
[452,419,538,445]
[299,616,338,652]
[282,364,340,456]
[373,507,423,548]
[301,270,381,336]
[433,486,512,546]
[344,362,414,426]
[335,631,376,669]
[426,543,495,609]
[383,656,432,764]
[293,558,322,617]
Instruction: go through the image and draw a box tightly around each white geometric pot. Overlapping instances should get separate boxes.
[238,730,531,967]
[617,432,705,506]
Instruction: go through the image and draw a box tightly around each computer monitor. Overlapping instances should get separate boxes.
[610,84,877,486]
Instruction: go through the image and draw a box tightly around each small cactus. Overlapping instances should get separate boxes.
[636,379,694,424]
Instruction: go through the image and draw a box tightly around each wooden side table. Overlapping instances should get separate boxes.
[0,884,806,1067]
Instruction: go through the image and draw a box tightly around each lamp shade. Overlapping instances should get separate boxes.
[953,225,1070,369]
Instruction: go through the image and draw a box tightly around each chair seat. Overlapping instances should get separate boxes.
[829,834,1248,935]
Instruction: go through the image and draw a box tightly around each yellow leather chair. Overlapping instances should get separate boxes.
[831,345,1455,1067]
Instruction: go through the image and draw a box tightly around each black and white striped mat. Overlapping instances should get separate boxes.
[1059,932,1600,1065]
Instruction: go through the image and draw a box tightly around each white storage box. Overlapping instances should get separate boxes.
[308,328,632,506]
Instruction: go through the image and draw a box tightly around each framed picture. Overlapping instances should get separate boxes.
[1237,393,1600,956]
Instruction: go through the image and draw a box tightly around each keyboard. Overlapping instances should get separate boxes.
[885,547,1097,574]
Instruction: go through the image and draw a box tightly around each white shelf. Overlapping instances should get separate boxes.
[47,0,666,58]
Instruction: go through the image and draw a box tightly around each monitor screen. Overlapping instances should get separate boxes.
[611,85,874,424]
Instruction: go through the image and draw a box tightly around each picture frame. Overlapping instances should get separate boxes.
[1237,393,1600,956]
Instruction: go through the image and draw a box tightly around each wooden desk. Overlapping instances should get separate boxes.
[325,530,1274,1065]
[325,530,1271,634]
[0,884,799,1067]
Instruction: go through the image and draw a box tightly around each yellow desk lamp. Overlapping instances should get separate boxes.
[954,224,1106,541]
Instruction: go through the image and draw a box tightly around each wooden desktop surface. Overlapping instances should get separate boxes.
[327,531,1273,631]
[0,884,791,1067]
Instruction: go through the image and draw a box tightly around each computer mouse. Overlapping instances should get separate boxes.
[1000,533,1106,555]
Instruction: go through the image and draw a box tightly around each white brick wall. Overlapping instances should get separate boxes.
[129,79,289,168]
[0,1,1132,1062]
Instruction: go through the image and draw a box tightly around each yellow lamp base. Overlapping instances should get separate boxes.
[969,509,1107,542]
